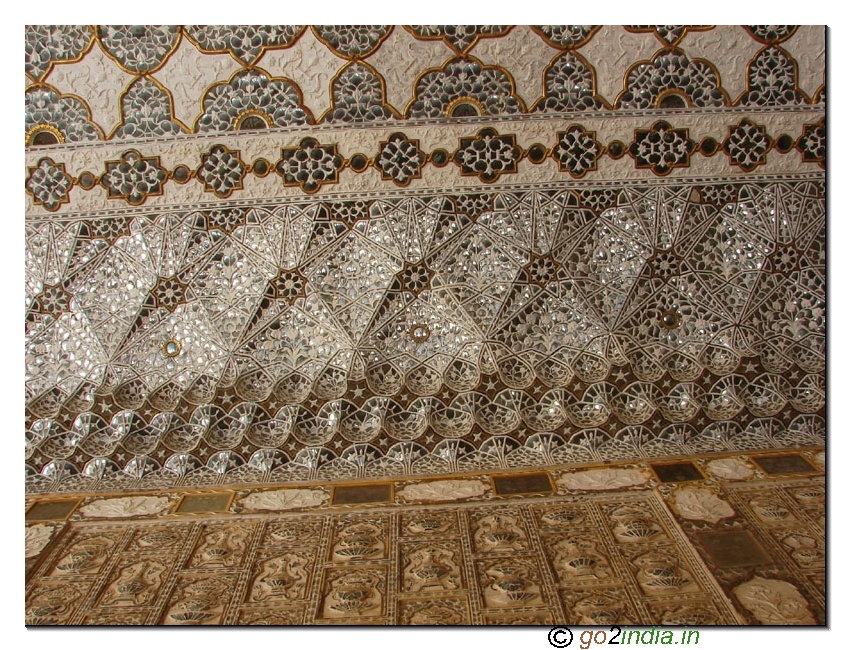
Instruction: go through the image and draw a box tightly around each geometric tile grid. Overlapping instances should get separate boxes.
[25,447,824,625]
[25,179,825,494]
[25,26,826,497]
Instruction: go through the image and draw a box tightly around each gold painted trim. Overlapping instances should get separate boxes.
[655,88,693,109]
[445,96,486,119]
[529,25,601,51]
[107,74,191,140]
[743,25,799,45]
[614,47,732,109]
[318,60,401,123]
[721,118,774,172]
[343,153,372,173]
[551,124,601,179]
[25,83,106,143]
[629,121,695,177]
[660,310,682,330]
[531,49,613,112]
[25,156,72,212]
[162,338,182,357]
[452,126,521,183]
[25,26,97,83]
[100,149,168,206]
[404,54,527,117]
[197,144,246,199]
[235,109,273,130]
[183,25,307,66]
[623,25,714,47]
[26,125,65,147]
[402,25,514,56]
[250,157,273,178]
[169,165,194,184]
[732,44,812,106]
[191,66,315,133]
[372,132,424,187]
[277,137,343,194]
[409,324,431,343]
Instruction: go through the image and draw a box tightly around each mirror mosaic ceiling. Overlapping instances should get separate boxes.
[24,25,825,497]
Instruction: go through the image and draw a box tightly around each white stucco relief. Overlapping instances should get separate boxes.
[78,495,172,518]
[557,468,649,491]
[669,486,735,524]
[239,488,328,511]
[733,577,816,624]
[397,479,490,502]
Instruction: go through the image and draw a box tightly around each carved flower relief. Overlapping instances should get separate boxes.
[781,531,824,567]
[239,488,328,512]
[322,568,384,618]
[26,581,85,624]
[26,523,57,558]
[164,577,229,625]
[402,543,462,592]
[101,559,168,606]
[632,549,698,595]
[705,458,754,481]
[250,551,313,601]
[473,512,528,552]
[77,495,172,518]
[669,486,735,524]
[480,558,543,608]
[733,577,816,624]
[397,478,490,502]
[401,598,468,625]
[557,468,649,491]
